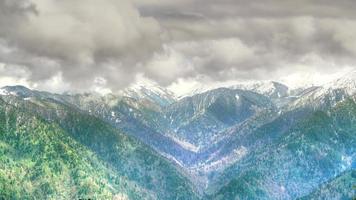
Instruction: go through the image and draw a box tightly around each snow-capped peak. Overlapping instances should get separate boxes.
[120,77,177,106]
[325,70,356,95]
[173,80,290,99]
[0,85,33,97]
[230,81,289,98]
[286,69,356,110]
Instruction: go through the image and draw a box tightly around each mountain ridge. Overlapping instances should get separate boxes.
[0,70,355,199]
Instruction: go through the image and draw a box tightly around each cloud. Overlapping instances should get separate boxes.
[0,0,355,92]
[144,38,256,84]
[0,0,162,91]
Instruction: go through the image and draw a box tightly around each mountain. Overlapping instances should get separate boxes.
[164,88,275,152]
[120,78,176,107]
[0,93,198,200]
[0,98,149,199]
[231,81,289,99]
[328,70,356,95]
[175,80,290,100]
[0,70,355,199]
[286,71,356,111]
[206,96,356,199]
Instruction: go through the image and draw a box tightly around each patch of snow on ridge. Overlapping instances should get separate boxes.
[235,94,240,101]
[167,135,200,153]
[0,88,8,95]
[193,146,248,173]
[160,152,185,168]
[0,88,19,96]
[341,155,352,171]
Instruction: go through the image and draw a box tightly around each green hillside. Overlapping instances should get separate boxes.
[0,97,198,199]
[208,98,356,199]
[299,170,355,200]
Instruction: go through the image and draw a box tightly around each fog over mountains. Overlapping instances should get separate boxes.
[1,70,355,199]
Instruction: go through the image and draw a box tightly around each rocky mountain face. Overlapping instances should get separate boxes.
[0,71,355,199]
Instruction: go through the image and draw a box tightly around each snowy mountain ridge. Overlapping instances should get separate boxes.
[286,70,356,109]
[0,70,355,199]
[325,70,356,95]
[119,78,177,106]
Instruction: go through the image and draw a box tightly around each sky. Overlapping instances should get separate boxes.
[0,0,355,94]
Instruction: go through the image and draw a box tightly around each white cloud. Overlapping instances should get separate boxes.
[209,38,254,64]
[11,0,162,63]
[0,63,31,88]
[144,38,255,84]
[0,0,355,93]
[145,45,193,82]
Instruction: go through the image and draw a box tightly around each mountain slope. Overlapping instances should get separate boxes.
[0,98,152,199]
[165,88,275,150]
[299,170,355,200]
[208,97,356,199]
[1,72,355,199]
[0,96,199,200]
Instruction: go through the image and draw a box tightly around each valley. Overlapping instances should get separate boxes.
[1,71,355,199]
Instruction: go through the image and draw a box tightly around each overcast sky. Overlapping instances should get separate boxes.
[0,0,355,94]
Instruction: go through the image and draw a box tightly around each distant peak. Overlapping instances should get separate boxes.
[2,85,31,91]
[229,81,289,98]
[0,85,33,97]
[119,77,177,106]
[324,69,356,93]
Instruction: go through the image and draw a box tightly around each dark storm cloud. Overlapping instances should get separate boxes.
[0,0,355,91]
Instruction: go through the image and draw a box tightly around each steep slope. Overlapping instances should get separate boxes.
[207,97,356,199]
[0,96,199,200]
[0,98,153,199]
[55,92,198,167]
[299,170,355,200]
[165,88,275,150]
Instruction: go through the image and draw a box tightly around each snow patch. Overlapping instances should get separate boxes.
[0,88,8,95]
[194,146,248,173]
[341,155,352,170]
[235,94,240,101]
[113,193,129,200]
[168,135,200,153]
[161,152,185,168]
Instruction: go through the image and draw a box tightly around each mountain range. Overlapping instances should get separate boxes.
[0,70,355,199]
